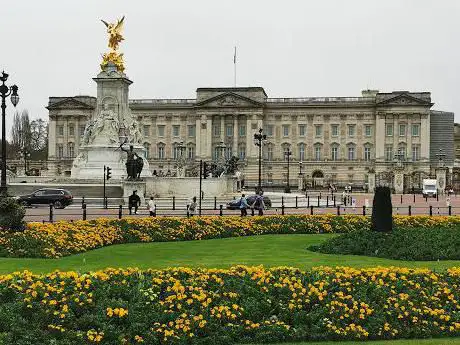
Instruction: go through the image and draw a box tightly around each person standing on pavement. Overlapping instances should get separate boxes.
[188,196,197,217]
[239,193,249,216]
[147,196,156,217]
[251,190,265,216]
[129,190,141,215]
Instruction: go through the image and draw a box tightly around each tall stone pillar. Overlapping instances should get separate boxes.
[195,117,201,158]
[436,168,447,194]
[233,116,238,156]
[394,171,404,194]
[246,118,254,159]
[368,171,376,193]
[206,117,212,159]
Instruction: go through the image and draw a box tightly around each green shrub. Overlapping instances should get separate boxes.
[0,197,25,232]
[309,226,460,261]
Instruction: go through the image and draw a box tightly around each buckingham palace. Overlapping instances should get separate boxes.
[47,86,454,192]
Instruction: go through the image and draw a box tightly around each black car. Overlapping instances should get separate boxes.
[16,189,73,209]
[226,195,272,210]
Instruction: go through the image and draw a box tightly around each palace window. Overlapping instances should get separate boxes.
[157,125,165,137]
[226,124,233,137]
[144,143,150,159]
[67,142,74,158]
[213,125,221,137]
[364,146,371,161]
[143,125,150,137]
[266,144,274,161]
[79,125,85,137]
[399,124,406,136]
[331,145,339,161]
[386,124,393,136]
[264,125,274,137]
[57,144,63,158]
[298,125,306,137]
[282,125,289,137]
[412,145,420,161]
[172,125,180,137]
[365,125,372,137]
[385,145,393,161]
[239,145,246,159]
[299,143,305,161]
[69,125,74,136]
[348,146,355,160]
[187,146,195,160]
[315,125,322,137]
[331,124,339,137]
[348,125,356,137]
[157,144,165,159]
[225,147,232,160]
[283,145,291,161]
[239,124,246,137]
[188,125,195,137]
[314,145,321,161]
[58,126,64,136]
[398,145,407,161]
[412,124,420,136]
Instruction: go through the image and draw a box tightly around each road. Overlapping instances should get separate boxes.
[23,193,459,222]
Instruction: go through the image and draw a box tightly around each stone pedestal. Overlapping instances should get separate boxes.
[394,171,404,194]
[122,180,146,206]
[298,174,304,191]
[436,168,447,194]
[368,172,376,193]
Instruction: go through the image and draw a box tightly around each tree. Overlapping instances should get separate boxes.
[371,186,393,232]
[10,110,48,160]
[30,118,48,160]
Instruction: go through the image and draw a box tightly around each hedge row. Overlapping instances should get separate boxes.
[1,215,460,258]
[1,266,459,344]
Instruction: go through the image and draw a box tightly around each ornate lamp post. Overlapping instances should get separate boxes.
[253,128,267,193]
[0,71,19,196]
[284,149,292,193]
[298,161,304,191]
[19,147,31,175]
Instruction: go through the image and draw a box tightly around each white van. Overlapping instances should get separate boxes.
[422,179,437,198]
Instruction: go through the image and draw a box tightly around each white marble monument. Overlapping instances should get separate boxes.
[71,63,149,179]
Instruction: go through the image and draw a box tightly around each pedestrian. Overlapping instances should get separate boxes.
[239,193,248,216]
[147,196,156,217]
[251,190,265,216]
[128,190,141,215]
[188,196,197,217]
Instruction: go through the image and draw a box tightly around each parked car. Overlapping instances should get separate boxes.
[226,195,272,210]
[15,188,73,209]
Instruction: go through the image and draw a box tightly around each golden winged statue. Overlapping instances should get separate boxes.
[100,16,125,73]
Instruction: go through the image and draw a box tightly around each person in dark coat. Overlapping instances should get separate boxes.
[128,190,141,215]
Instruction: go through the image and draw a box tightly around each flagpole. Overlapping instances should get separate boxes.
[233,46,237,87]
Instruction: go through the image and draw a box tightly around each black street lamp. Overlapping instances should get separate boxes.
[284,149,292,193]
[299,161,303,175]
[253,128,267,193]
[19,147,31,175]
[0,71,19,196]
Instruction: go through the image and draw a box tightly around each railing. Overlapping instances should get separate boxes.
[266,97,374,103]
[130,99,196,105]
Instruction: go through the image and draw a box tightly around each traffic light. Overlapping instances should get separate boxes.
[106,166,112,180]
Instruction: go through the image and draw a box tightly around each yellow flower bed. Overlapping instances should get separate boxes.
[1,215,459,258]
[0,265,459,344]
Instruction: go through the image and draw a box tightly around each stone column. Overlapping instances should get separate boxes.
[436,168,447,194]
[233,116,238,157]
[368,171,376,193]
[195,117,201,158]
[246,117,253,159]
[393,170,404,194]
[48,118,57,158]
[220,115,225,144]
[206,116,213,159]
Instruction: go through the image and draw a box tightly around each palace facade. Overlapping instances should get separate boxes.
[47,87,454,191]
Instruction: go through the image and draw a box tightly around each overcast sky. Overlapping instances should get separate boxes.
[1,0,459,134]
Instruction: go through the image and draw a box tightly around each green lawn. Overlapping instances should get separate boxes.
[245,338,460,345]
[1,234,459,274]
